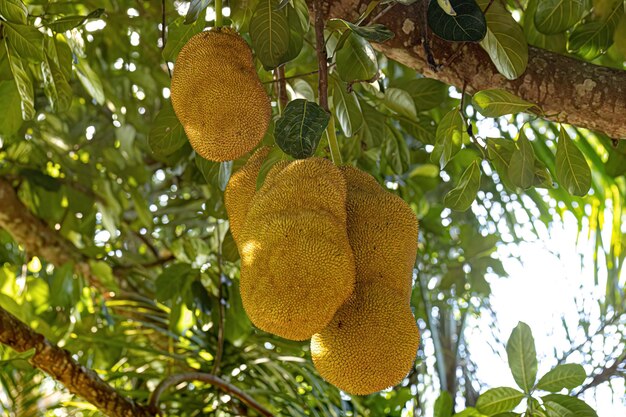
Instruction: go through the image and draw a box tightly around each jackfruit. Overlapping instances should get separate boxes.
[310,282,420,395]
[170,29,271,162]
[340,166,418,298]
[224,147,270,246]
[238,158,356,340]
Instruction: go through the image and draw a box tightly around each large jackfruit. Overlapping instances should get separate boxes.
[170,29,271,162]
[239,158,356,340]
[310,282,420,395]
[224,147,270,246]
[340,166,418,297]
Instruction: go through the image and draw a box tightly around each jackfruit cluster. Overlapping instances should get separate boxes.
[170,29,271,162]
[225,153,420,395]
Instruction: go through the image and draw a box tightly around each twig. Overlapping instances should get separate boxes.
[420,3,438,71]
[211,222,225,376]
[0,306,153,417]
[161,0,171,78]
[484,0,497,14]
[369,3,396,24]
[314,0,329,112]
[148,372,273,417]
[263,68,319,84]
[460,81,487,159]
[276,65,289,110]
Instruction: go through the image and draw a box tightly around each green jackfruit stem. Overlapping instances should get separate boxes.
[215,0,223,28]
[327,117,343,165]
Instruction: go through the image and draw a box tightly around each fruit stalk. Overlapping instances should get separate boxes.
[215,0,223,28]
[327,117,342,165]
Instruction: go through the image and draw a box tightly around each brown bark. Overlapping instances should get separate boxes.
[0,179,106,291]
[314,0,626,139]
[0,306,153,417]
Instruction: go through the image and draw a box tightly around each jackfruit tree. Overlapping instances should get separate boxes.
[0,0,624,416]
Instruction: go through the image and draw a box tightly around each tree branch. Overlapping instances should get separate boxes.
[314,0,329,112]
[0,306,153,417]
[0,178,107,292]
[148,372,273,417]
[313,0,626,139]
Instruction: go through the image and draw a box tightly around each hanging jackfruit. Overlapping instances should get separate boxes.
[224,147,270,246]
[340,166,419,298]
[170,29,271,162]
[310,282,420,395]
[238,158,356,341]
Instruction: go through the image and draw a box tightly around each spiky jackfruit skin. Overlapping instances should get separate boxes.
[224,147,270,246]
[239,158,356,340]
[310,282,420,395]
[340,166,418,297]
[170,29,271,162]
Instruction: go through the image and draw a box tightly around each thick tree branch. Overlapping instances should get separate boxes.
[314,0,329,112]
[314,0,626,139]
[0,178,108,291]
[0,306,153,417]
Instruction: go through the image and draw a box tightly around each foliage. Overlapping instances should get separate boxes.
[0,0,624,416]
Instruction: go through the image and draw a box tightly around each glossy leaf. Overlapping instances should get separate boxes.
[508,129,535,189]
[555,127,591,196]
[444,160,481,211]
[434,391,454,417]
[328,19,394,42]
[249,0,290,69]
[534,0,588,34]
[537,364,586,392]
[567,2,623,60]
[384,87,417,119]
[0,0,27,24]
[0,80,23,135]
[5,44,35,120]
[432,108,465,169]
[185,0,212,24]
[472,89,537,117]
[541,394,598,417]
[403,78,450,110]
[148,102,188,156]
[475,387,524,416]
[506,322,537,393]
[275,99,330,159]
[524,0,567,51]
[336,32,378,82]
[427,0,487,42]
[331,77,363,137]
[477,0,528,80]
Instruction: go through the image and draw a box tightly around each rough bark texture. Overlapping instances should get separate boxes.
[0,179,104,290]
[0,306,153,417]
[316,0,626,139]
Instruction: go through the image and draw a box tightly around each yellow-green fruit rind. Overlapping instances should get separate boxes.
[224,147,270,246]
[340,166,418,297]
[171,29,271,162]
[240,210,356,340]
[311,283,420,395]
[250,158,349,224]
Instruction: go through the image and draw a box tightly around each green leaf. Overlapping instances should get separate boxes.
[75,58,105,105]
[149,102,188,156]
[335,32,378,82]
[534,0,588,34]
[431,108,464,169]
[195,155,221,188]
[384,125,411,174]
[475,387,524,416]
[544,401,575,417]
[437,0,457,16]
[401,114,437,145]
[434,391,454,417]
[46,9,106,33]
[477,0,528,80]
[275,99,330,159]
[444,160,481,211]
[0,0,27,24]
[537,364,586,392]
[3,21,44,61]
[278,4,306,63]
[155,263,193,302]
[5,43,35,120]
[163,17,205,62]
[328,19,394,42]
[0,80,23,135]
[331,76,363,137]
[541,394,598,417]
[0,348,35,365]
[249,0,290,69]
[487,137,515,189]
[453,407,484,417]
[49,262,76,309]
[567,2,623,60]
[508,129,535,189]
[185,0,212,24]
[555,127,591,196]
[384,87,418,119]
[506,321,537,393]
[41,41,72,113]
[524,0,567,52]
[402,78,450,110]
[427,0,487,42]
[472,89,537,117]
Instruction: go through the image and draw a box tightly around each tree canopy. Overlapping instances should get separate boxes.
[0,0,624,416]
